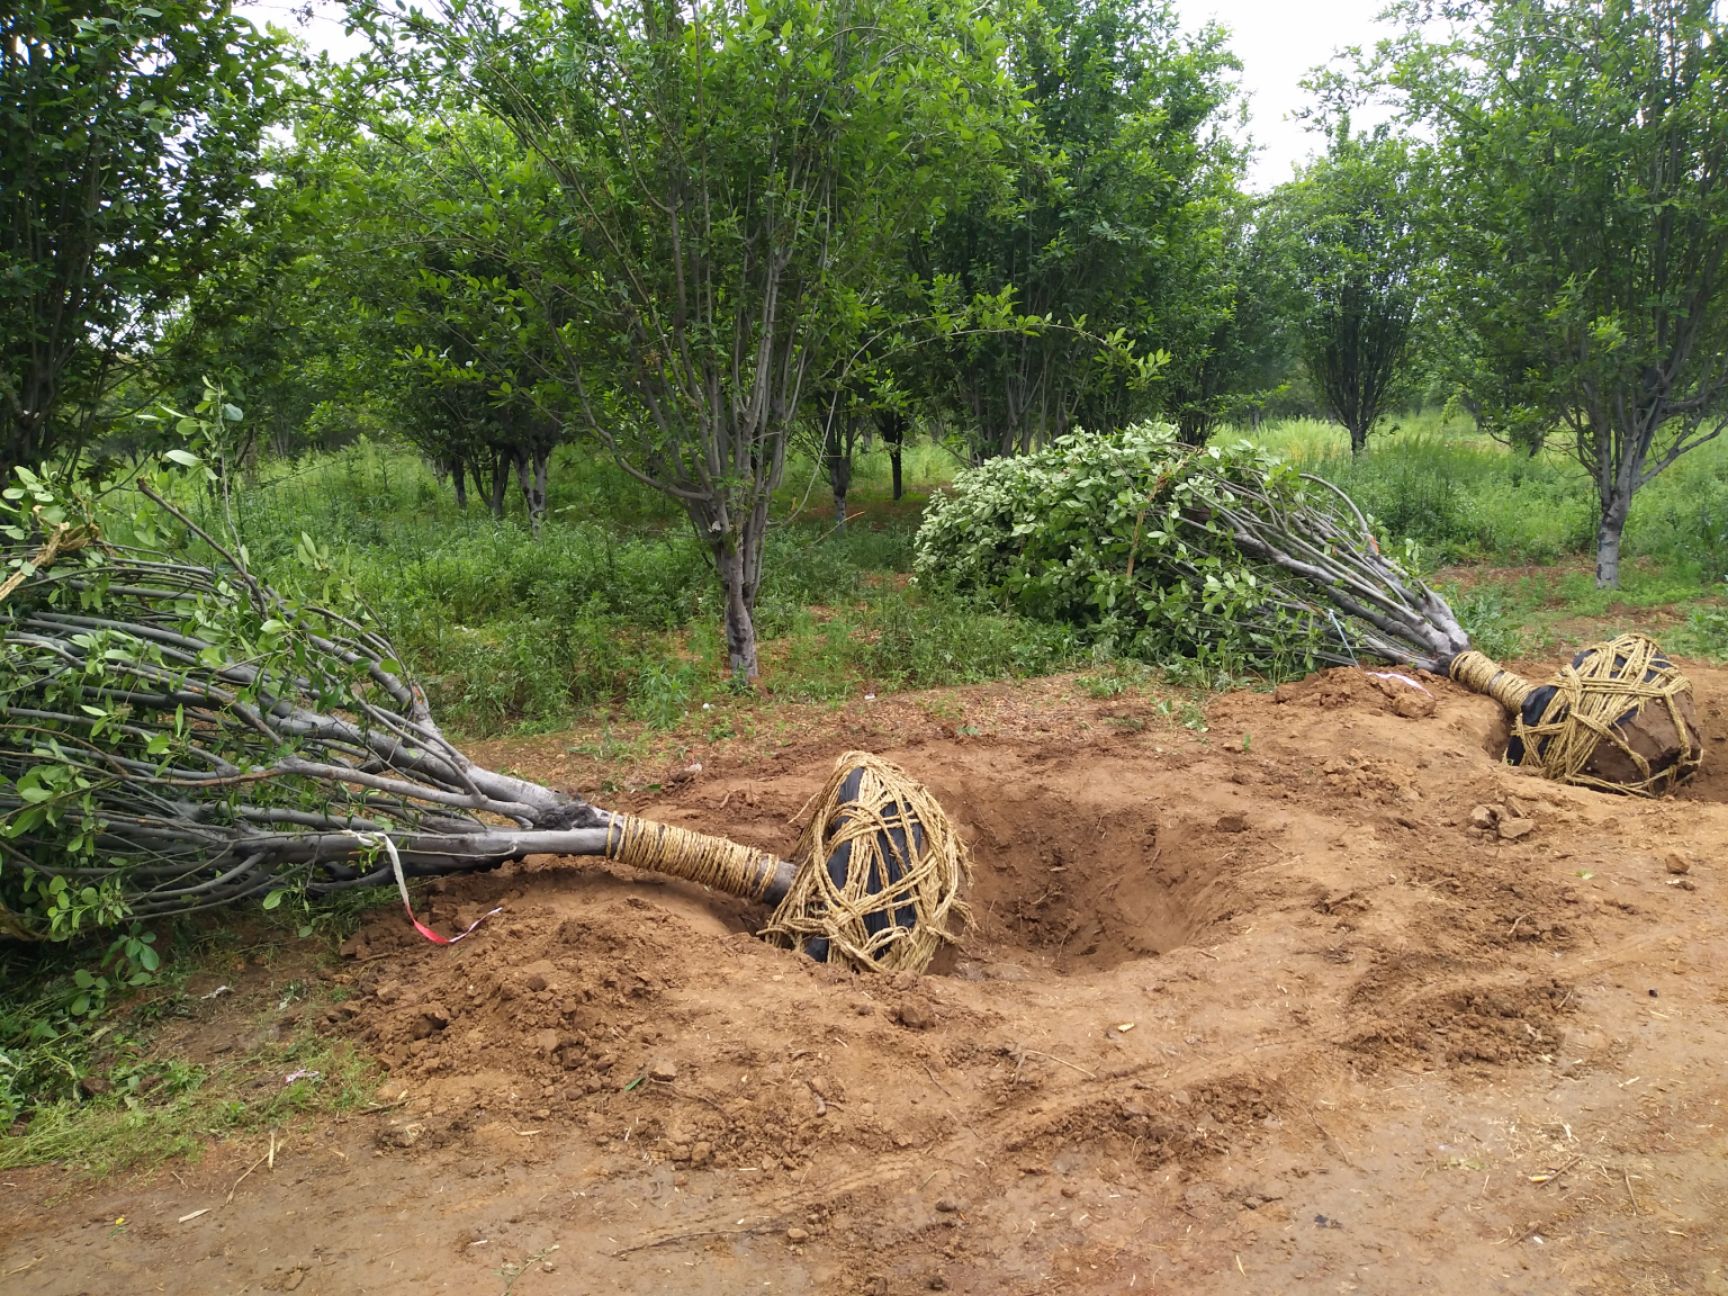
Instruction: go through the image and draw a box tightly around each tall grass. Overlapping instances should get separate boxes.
[1227,411,1728,581]
[214,436,1080,733]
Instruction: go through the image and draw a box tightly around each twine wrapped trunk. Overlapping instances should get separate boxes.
[1447,635,1702,796]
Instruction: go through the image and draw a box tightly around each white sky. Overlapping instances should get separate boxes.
[241,0,1401,192]
[1176,0,1404,190]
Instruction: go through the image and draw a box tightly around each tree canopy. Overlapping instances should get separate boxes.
[0,0,286,477]
[1269,122,1424,457]
[913,0,1245,461]
[352,0,1022,676]
[1385,0,1728,586]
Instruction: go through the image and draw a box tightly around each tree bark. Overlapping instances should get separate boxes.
[512,445,548,538]
[717,542,760,678]
[450,456,468,510]
[1349,422,1368,457]
[488,452,509,520]
[875,409,908,501]
[823,401,854,533]
[1595,492,1630,589]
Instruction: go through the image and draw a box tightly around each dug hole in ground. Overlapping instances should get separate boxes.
[4,663,1727,1295]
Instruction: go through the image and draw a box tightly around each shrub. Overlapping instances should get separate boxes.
[913,424,1334,677]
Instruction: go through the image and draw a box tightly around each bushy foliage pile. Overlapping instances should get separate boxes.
[915,425,1332,676]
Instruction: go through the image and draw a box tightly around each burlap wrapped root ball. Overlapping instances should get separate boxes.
[759,752,971,973]
[1452,634,1702,795]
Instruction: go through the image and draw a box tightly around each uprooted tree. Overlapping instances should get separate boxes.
[0,455,969,968]
[915,424,1701,794]
[0,466,604,941]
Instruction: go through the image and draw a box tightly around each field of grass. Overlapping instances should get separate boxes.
[1233,411,1728,661]
[214,436,1090,735]
[218,412,1728,739]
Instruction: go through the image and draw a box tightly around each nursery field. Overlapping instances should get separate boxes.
[4,417,1728,1295]
[13,0,1728,1288]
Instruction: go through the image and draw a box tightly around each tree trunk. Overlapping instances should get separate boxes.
[450,457,469,510]
[876,410,908,501]
[1175,411,1212,447]
[717,542,759,678]
[1349,423,1368,457]
[1595,492,1630,589]
[513,446,548,538]
[823,404,853,533]
[488,453,509,520]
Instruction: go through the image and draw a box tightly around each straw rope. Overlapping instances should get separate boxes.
[1514,634,1700,795]
[0,520,94,607]
[1453,635,1702,796]
[1448,650,1534,713]
[760,752,971,974]
[603,815,783,900]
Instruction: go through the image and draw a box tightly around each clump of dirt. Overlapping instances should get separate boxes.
[9,664,1728,1296]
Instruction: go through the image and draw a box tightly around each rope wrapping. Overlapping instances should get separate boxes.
[0,519,95,607]
[603,816,784,901]
[1448,651,1535,713]
[760,752,970,974]
[1453,635,1702,796]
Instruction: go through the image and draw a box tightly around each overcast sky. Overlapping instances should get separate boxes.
[241,0,1402,192]
[1176,0,1404,190]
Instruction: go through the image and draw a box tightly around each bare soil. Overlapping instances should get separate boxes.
[6,663,1728,1295]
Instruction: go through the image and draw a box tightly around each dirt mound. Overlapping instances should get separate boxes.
[8,664,1728,1295]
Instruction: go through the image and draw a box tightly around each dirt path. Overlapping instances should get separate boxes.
[5,665,1728,1295]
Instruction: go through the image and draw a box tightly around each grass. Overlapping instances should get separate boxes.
[198,435,1081,735]
[0,1031,380,1175]
[1234,409,1728,572]
[0,895,396,1172]
[162,412,1728,736]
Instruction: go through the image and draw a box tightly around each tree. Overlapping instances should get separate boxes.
[1156,195,1290,444]
[1385,0,1728,587]
[1271,122,1423,456]
[913,0,1243,462]
[0,0,285,477]
[161,103,570,527]
[356,0,1015,677]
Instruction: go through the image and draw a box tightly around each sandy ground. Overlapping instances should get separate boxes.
[4,662,1728,1295]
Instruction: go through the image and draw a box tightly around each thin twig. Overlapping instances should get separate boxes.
[225,1135,276,1206]
[1623,1168,1644,1214]
[609,1224,782,1258]
[1305,1108,1357,1170]
[1536,1155,1582,1187]
[922,1059,954,1098]
[1016,1048,1097,1080]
